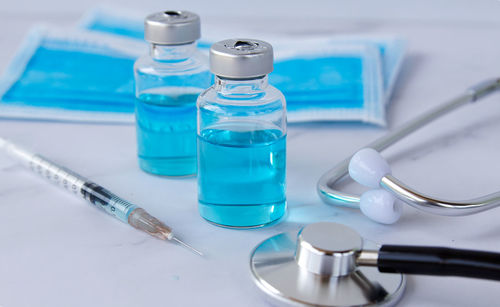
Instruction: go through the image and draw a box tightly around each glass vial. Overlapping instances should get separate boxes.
[197,39,287,228]
[134,11,212,176]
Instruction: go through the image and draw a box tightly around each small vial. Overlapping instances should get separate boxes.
[134,11,212,176]
[197,39,287,228]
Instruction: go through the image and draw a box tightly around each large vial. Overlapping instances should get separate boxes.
[197,39,287,228]
[134,11,212,176]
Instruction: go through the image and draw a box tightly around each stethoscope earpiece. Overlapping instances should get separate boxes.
[349,148,401,224]
[349,148,391,189]
[360,189,402,224]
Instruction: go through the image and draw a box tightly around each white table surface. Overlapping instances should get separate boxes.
[1,1,500,306]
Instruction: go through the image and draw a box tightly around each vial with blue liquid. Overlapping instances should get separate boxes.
[197,39,287,228]
[134,11,212,176]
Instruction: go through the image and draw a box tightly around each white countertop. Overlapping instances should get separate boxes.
[1,1,500,306]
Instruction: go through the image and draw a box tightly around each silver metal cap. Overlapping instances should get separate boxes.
[210,39,273,79]
[144,11,201,45]
[296,222,363,277]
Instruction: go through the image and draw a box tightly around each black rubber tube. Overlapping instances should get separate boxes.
[378,245,500,281]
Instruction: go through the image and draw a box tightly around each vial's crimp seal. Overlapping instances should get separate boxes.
[209,39,274,79]
[144,10,201,45]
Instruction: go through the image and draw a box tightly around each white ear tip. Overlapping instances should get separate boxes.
[349,148,391,188]
[360,189,402,224]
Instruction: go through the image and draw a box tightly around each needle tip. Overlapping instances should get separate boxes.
[172,236,204,257]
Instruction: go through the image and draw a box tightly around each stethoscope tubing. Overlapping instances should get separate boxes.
[317,78,500,215]
[376,245,500,281]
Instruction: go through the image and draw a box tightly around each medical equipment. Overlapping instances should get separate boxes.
[134,11,211,176]
[0,137,202,256]
[197,39,287,228]
[317,77,500,224]
[250,222,500,306]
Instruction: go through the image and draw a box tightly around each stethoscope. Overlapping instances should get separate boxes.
[317,77,500,224]
[249,78,500,306]
[250,222,500,307]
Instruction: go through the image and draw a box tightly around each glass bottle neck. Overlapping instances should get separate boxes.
[214,75,269,94]
[149,42,197,61]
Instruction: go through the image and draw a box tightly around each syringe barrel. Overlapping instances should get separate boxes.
[0,138,188,248]
[2,139,137,223]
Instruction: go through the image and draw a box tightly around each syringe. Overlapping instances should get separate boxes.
[0,137,202,256]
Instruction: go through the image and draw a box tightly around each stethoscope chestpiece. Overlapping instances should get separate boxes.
[250,222,406,307]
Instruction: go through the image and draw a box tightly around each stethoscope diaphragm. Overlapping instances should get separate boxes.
[251,221,500,306]
[250,223,406,307]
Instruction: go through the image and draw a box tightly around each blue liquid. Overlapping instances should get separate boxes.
[197,128,286,228]
[135,90,201,176]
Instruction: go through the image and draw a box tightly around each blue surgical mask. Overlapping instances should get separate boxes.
[0,26,144,122]
[271,42,385,125]
[317,36,406,101]
[1,10,405,126]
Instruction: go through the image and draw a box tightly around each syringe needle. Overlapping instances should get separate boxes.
[172,236,204,257]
